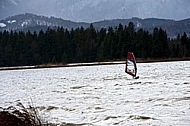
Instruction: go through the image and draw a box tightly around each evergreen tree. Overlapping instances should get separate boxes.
[181,32,188,56]
[104,27,114,59]
[0,22,190,67]
[151,28,168,58]
[96,28,107,61]
[38,30,45,63]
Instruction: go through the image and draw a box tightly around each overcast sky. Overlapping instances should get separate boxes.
[1,0,190,22]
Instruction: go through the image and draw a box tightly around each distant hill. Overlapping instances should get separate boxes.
[1,13,190,37]
[1,0,190,22]
[0,13,89,32]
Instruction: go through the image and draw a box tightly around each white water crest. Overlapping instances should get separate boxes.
[0,61,190,125]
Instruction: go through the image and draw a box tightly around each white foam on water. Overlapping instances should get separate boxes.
[0,61,190,125]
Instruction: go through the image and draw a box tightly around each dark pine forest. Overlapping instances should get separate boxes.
[0,22,190,67]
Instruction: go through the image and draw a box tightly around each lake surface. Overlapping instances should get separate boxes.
[0,61,190,125]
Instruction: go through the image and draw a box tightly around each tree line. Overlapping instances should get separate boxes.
[0,22,190,67]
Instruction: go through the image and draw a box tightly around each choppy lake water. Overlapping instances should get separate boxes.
[0,61,190,125]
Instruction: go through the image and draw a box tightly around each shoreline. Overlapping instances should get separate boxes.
[137,57,190,63]
[0,61,125,71]
[0,57,190,71]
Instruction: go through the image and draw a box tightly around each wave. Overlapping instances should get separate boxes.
[60,122,94,126]
[128,115,157,120]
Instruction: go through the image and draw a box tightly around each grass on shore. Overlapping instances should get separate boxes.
[0,102,54,126]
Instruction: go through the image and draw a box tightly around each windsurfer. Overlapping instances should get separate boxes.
[125,51,139,79]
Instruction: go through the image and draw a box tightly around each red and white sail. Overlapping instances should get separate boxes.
[125,52,137,77]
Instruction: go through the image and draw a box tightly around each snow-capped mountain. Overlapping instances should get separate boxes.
[0,13,89,32]
[1,0,22,7]
[1,0,190,22]
[1,13,190,38]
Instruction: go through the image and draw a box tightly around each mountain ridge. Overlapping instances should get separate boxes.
[0,13,190,38]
